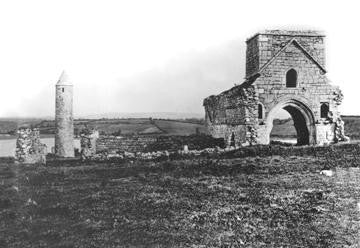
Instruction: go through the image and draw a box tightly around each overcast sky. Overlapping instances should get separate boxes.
[0,0,359,118]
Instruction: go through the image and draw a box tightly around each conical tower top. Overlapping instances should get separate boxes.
[56,70,72,85]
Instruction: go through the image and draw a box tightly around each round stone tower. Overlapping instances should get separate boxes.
[55,70,74,157]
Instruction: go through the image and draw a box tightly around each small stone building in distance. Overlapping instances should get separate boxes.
[203,30,348,147]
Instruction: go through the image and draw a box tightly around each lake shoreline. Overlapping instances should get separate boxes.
[0,134,55,140]
[0,137,80,157]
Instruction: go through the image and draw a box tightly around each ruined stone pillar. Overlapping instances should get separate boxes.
[80,129,99,159]
[15,128,46,164]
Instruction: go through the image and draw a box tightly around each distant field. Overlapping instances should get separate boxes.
[339,116,360,140]
[270,118,296,138]
[153,119,208,135]
[1,147,360,247]
[0,118,206,138]
[0,115,358,140]
[271,115,360,140]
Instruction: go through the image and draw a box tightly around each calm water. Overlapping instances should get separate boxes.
[0,138,80,157]
[271,138,297,144]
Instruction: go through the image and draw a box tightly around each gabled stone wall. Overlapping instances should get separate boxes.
[255,39,339,120]
[246,30,325,78]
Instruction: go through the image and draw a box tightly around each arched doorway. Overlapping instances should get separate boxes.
[265,99,316,146]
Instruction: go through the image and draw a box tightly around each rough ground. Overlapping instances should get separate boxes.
[1,152,360,247]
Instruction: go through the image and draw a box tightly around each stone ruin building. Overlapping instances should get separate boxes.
[204,30,348,147]
[55,71,75,157]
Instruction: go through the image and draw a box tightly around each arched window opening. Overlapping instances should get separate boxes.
[230,133,235,147]
[320,102,329,119]
[258,103,263,119]
[286,69,297,88]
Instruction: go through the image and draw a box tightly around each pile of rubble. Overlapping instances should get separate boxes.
[15,128,47,164]
[84,145,238,161]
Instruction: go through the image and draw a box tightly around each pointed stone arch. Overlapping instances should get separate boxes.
[265,98,316,145]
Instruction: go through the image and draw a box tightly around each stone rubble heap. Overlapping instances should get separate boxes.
[15,128,47,164]
[84,145,238,161]
[96,134,225,154]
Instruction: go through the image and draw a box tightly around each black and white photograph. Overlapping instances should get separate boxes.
[1,0,360,247]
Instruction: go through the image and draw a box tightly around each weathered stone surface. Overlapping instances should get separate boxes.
[80,129,99,159]
[95,134,225,154]
[55,71,75,157]
[15,128,46,164]
[204,30,347,146]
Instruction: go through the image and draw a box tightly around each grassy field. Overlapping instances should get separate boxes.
[153,119,208,135]
[270,119,296,138]
[1,149,360,247]
[270,116,360,140]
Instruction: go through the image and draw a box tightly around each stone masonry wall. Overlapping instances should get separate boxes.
[246,35,259,77]
[55,83,74,157]
[96,135,225,154]
[204,84,259,146]
[80,129,99,159]
[15,128,46,164]
[255,38,340,121]
[246,30,325,78]
[204,30,347,147]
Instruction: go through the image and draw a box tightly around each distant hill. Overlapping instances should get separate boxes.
[0,118,48,135]
[271,118,296,138]
[0,117,206,137]
[270,115,360,140]
[80,112,205,120]
[0,115,359,140]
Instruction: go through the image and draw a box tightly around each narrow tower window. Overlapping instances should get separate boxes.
[230,133,235,147]
[258,103,263,119]
[62,88,64,92]
[286,69,297,88]
[320,102,329,118]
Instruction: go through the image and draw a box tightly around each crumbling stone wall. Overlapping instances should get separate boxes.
[95,135,225,154]
[80,129,99,159]
[15,128,46,164]
[204,85,259,146]
[204,30,348,146]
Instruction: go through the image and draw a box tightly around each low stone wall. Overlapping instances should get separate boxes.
[15,128,46,164]
[95,134,225,154]
[81,140,360,164]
